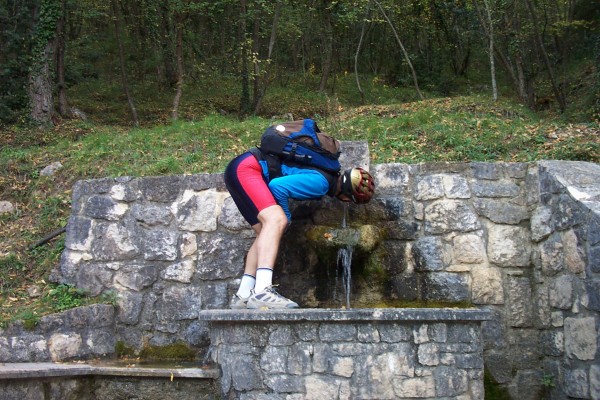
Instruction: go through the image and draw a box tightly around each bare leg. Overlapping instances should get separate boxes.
[253,204,288,269]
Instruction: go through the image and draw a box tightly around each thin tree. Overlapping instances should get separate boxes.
[55,0,70,116]
[474,0,498,101]
[354,1,372,105]
[110,0,139,126]
[239,0,251,116]
[524,0,566,112]
[171,9,185,120]
[373,0,424,100]
[252,1,282,115]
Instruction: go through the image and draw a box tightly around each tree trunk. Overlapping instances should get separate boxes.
[524,0,566,112]
[29,42,55,126]
[28,0,61,126]
[251,10,261,110]
[160,0,177,88]
[253,2,281,115]
[354,2,371,105]
[111,0,139,126]
[474,0,498,101]
[239,0,250,116]
[373,0,424,100]
[319,11,333,92]
[56,0,69,116]
[171,15,184,120]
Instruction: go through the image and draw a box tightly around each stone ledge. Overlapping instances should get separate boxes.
[0,362,220,380]
[198,307,491,322]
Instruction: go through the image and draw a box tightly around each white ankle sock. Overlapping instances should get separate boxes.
[254,267,273,293]
[236,274,256,298]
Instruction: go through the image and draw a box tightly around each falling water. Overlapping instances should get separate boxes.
[337,202,354,309]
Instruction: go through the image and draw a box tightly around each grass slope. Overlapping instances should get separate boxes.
[0,89,598,326]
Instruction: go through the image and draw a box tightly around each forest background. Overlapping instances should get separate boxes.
[0,0,599,326]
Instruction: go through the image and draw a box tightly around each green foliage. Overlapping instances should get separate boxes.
[0,254,27,292]
[46,284,86,311]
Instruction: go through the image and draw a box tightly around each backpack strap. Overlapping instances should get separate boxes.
[251,147,338,196]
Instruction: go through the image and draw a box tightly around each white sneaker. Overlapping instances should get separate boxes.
[230,294,249,309]
[247,286,299,309]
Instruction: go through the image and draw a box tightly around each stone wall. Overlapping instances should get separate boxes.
[0,305,115,362]
[200,308,490,399]
[45,155,600,399]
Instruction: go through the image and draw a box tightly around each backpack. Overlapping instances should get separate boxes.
[258,119,342,175]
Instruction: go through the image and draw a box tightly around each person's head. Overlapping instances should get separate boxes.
[336,167,375,204]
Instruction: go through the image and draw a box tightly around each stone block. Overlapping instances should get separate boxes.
[434,366,469,396]
[453,233,485,264]
[84,195,128,221]
[412,236,447,272]
[531,206,553,242]
[563,229,585,274]
[540,330,564,357]
[471,162,502,180]
[590,364,600,400]
[65,216,94,251]
[372,163,411,196]
[92,222,140,261]
[507,276,533,327]
[116,290,144,325]
[156,285,202,322]
[76,263,113,296]
[393,376,436,397]
[258,347,288,374]
[162,258,195,283]
[474,198,528,224]
[305,375,351,400]
[265,374,304,393]
[471,265,503,305]
[548,275,574,310]
[424,200,481,234]
[565,317,597,361]
[422,272,470,302]
[131,204,172,226]
[564,368,589,399]
[471,179,520,197]
[114,264,157,291]
[379,324,412,343]
[487,224,531,267]
[173,189,219,232]
[196,232,249,280]
[49,333,83,361]
[142,229,178,260]
[139,175,182,202]
[218,196,248,230]
[416,174,445,200]
[319,324,356,342]
[288,343,312,375]
[590,244,600,274]
[418,342,440,366]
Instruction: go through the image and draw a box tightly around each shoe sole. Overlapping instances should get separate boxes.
[247,301,299,309]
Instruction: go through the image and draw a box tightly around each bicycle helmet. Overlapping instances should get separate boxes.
[340,167,375,204]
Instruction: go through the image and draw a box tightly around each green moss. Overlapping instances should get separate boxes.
[138,342,197,361]
[115,341,136,358]
[484,369,511,399]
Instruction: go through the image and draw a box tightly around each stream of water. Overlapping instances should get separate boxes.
[337,202,353,309]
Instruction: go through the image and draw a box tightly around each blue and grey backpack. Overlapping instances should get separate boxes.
[258,118,341,175]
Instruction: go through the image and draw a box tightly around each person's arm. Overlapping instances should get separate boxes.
[268,167,329,221]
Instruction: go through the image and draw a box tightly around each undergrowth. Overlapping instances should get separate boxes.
[0,73,598,327]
